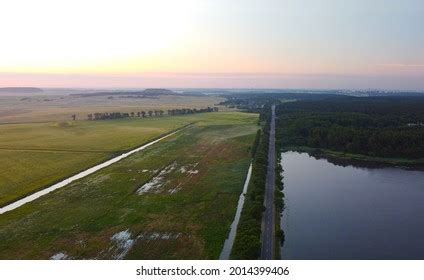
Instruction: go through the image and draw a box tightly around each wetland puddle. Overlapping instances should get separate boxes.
[136,161,199,195]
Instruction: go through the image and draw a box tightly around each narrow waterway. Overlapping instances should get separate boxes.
[0,128,184,215]
[280,151,424,259]
[219,163,253,259]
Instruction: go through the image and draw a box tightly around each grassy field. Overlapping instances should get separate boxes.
[0,150,109,206]
[0,94,224,123]
[0,111,258,259]
[0,116,199,151]
[0,115,213,206]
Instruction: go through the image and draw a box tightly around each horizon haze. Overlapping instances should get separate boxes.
[0,0,423,90]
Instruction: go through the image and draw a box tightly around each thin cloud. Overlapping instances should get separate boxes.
[381,64,424,68]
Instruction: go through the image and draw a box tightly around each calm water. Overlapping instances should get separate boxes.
[280,152,424,259]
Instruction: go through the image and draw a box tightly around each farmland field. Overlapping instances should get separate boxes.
[0,115,212,206]
[0,94,224,123]
[0,111,259,259]
[0,150,109,206]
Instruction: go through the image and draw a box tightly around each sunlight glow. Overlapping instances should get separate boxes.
[0,0,422,89]
[0,0,197,73]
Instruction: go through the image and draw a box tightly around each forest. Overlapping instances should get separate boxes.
[275,96,424,159]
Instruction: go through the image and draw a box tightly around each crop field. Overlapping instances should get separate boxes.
[0,94,224,123]
[0,150,109,207]
[0,111,258,259]
[0,115,211,206]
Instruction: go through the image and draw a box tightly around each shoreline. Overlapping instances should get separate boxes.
[282,146,424,171]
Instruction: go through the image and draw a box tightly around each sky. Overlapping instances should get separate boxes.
[0,0,423,90]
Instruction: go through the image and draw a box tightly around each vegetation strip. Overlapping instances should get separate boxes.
[0,126,189,215]
[219,162,253,260]
[260,105,276,260]
[274,136,285,259]
[87,107,218,121]
[231,123,270,259]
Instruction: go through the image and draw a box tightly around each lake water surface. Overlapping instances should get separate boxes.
[280,151,424,259]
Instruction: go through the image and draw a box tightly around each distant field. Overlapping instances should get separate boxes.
[0,115,199,152]
[0,94,224,123]
[0,111,258,259]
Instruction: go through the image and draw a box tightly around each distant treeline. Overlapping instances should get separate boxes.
[71,88,175,97]
[85,107,219,120]
[0,87,43,94]
[220,91,424,112]
[276,96,424,159]
[71,88,204,97]
[219,95,288,113]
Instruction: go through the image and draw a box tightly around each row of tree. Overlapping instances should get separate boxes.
[231,106,273,259]
[85,107,219,120]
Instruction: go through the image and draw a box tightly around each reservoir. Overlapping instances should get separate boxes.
[280,151,424,259]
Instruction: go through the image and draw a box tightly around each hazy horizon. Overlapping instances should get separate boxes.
[1,0,423,90]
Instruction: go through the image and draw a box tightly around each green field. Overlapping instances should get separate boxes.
[0,112,258,259]
[0,114,241,206]
[0,150,109,206]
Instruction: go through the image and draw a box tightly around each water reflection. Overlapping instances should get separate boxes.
[280,152,424,259]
